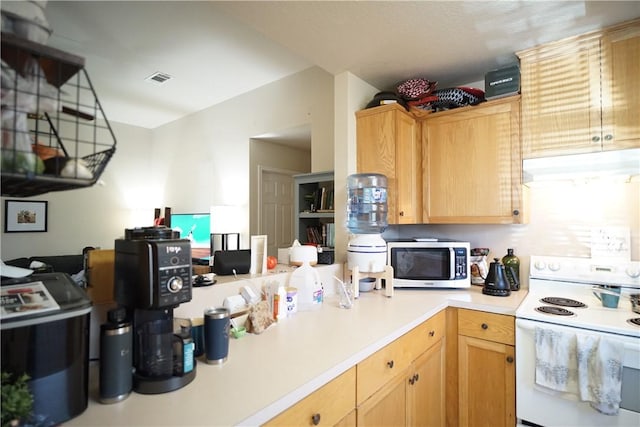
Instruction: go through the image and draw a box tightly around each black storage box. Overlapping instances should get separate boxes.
[1,273,92,425]
[317,249,335,265]
[485,65,520,100]
[212,250,251,275]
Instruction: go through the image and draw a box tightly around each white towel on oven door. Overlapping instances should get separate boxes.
[576,334,624,415]
[534,327,579,394]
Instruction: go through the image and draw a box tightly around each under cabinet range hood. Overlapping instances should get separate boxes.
[522,148,640,184]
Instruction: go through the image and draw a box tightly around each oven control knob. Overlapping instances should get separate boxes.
[534,260,546,271]
[626,267,640,279]
[548,262,560,271]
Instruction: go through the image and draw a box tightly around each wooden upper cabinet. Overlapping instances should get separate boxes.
[518,18,640,158]
[356,104,422,224]
[600,21,640,148]
[422,96,526,224]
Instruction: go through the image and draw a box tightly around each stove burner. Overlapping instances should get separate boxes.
[540,297,586,308]
[628,318,640,327]
[535,306,575,316]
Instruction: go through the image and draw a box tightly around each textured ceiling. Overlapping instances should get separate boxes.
[20,1,640,141]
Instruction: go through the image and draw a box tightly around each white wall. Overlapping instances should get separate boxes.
[332,72,380,263]
[154,66,333,249]
[1,66,334,260]
[1,121,154,260]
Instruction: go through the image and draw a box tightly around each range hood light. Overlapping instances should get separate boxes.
[523,148,640,184]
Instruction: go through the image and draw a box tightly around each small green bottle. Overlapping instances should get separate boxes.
[502,248,520,291]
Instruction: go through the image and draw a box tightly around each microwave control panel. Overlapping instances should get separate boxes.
[453,247,468,279]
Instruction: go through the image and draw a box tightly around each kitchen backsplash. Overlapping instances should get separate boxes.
[383,181,640,280]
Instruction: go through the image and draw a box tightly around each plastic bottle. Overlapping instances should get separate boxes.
[346,173,388,234]
[289,261,323,311]
[502,248,520,291]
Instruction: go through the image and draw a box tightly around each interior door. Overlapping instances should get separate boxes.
[260,170,294,257]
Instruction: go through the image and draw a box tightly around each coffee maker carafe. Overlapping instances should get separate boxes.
[114,226,196,394]
[482,258,511,297]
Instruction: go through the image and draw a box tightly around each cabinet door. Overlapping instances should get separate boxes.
[422,97,524,224]
[458,335,515,427]
[394,111,422,224]
[357,330,413,405]
[334,410,356,427]
[357,367,408,427]
[601,22,640,149]
[356,104,421,224]
[519,36,602,157]
[408,338,445,427]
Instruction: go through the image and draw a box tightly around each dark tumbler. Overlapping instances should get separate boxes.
[99,308,132,403]
[204,307,230,364]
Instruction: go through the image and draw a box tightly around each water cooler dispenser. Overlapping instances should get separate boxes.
[346,173,393,297]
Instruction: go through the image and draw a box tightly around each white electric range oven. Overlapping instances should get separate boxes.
[515,256,640,427]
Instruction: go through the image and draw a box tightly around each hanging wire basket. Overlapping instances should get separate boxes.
[1,31,117,197]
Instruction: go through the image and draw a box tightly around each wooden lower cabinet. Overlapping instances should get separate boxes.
[334,410,356,427]
[456,309,515,427]
[357,366,408,426]
[357,310,446,427]
[264,310,447,427]
[409,339,446,427]
[263,367,356,427]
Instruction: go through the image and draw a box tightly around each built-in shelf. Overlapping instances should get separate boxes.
[293,171,334,247]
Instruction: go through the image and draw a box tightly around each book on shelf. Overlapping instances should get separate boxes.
[305,222,335,247]
[314,187,334,211]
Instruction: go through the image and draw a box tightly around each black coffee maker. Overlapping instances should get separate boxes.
[114,226,196,394]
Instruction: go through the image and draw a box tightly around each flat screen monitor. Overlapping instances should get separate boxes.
[170,213,210,260]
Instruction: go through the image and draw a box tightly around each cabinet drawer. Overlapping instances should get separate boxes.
[357,332,413,405]
[406,309,446,357]
[457,309,514,345]
[356,310,446,404]
[264,367,356,427]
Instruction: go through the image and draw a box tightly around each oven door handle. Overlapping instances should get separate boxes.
[517,319,640,353]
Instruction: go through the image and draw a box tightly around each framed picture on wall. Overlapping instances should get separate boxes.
[4,200,48,233]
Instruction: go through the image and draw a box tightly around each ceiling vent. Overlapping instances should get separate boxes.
[145,71,173,85]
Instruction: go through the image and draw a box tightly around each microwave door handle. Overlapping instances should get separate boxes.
[449,248,456,279]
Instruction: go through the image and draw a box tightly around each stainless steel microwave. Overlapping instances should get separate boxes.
[386,239,471,289]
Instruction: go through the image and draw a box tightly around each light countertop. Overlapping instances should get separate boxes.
[69,275,527,427]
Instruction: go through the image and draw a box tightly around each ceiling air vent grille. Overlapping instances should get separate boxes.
[145,72,173,85]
